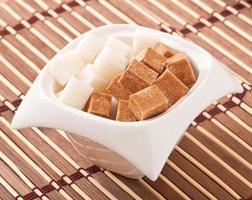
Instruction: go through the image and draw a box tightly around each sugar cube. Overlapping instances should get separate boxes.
[142,48,167,73]
[76,33,104,64]
[129,86,170,120]
[153,42,178,58]
[118,59,158,94]
[106,73,132,100]
[78,64,108,91]
[116,100,137,122]
[132,29,159,56]
[59,77,93,109]
[165,53,196,87]
[87,92,112,118]
[49,50,85,85]
[105,36,131,58]
[93,46,128,80]
[155,69,188,104]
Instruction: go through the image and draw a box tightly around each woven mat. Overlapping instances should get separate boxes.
[0,0,251,199]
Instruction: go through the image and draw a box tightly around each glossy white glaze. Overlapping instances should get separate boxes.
[12,24,243,181]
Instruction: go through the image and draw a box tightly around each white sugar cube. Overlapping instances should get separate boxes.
[132,29,159,56]
[134,48,147,61]
[105,36,131,58]
[78,64,108,91]
[93,46,128,80]
[77,33,104,64]
[49,50,84,86]
[78,64,95,82]
[116,35,133,48]
[59,77,93,110]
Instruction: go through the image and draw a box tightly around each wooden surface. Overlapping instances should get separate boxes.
[0,0,251,199]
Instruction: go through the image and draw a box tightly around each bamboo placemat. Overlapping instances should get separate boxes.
[0,0,251,199]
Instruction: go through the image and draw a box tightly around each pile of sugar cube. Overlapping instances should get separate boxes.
[49,29,196,121]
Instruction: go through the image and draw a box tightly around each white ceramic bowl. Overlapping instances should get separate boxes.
[12,24,243,181]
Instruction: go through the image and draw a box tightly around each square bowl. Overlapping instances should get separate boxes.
[12,24,243,180]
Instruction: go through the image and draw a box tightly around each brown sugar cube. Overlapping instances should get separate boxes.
[165,53,196,87]
[116,100,137,122]
[118,59,158,94]
[153,42,178,58]
[87,92,112,118]
[106,73,132,99]
[128,86,170,120]
[155,69,188,104]
[142,48,167,73]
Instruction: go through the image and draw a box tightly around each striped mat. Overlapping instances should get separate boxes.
[0,0,251,200]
